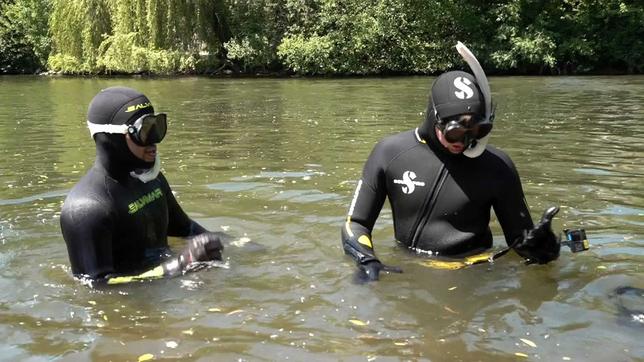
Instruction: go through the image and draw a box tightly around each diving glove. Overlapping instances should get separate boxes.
[517,206,561,264]
[179,232,224,268]
[355,260,403,283]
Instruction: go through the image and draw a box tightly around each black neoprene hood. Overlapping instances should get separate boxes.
[431,71,484,119]
[87,86,155,126]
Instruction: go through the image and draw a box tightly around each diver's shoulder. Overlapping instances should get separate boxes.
[63,169,113,209]
[374,129,420,152]
[481,145,518,170]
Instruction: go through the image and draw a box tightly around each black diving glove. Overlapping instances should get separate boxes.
[355,260,403,283]
[517,206,561,264]
[179,232,224,268]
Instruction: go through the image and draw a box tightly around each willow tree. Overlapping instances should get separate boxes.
[48,0,111,72]
[48,0,225,74]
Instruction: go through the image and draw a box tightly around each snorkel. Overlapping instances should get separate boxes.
[456,41,494,158]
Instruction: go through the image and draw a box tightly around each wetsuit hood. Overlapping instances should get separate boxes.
[87,87,158,180]
[94,133,153,179]
[418,71,487,157]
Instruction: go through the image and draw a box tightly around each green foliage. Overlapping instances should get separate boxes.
[277,34,334,74]
[47,0,220,74]
[0,0,51,73]
[225,35,274,72]
[48,0,111,73]
[3,0,644,74]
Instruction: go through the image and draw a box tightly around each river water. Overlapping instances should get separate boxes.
[0,75,642,361]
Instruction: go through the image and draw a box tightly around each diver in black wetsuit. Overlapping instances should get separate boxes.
[60,86,223,286]
[342,44,560,282]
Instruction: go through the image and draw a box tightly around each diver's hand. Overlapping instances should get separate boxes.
[519,206,561,264]
[179,232,224,267]
[356,260,403,282]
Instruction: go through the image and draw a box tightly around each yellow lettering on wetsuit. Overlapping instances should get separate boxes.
[128,188,163,214]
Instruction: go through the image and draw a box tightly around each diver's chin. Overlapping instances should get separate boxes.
[447,143,465,154]
[142,145,157,162]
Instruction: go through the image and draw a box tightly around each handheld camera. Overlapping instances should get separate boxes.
[563,229,590,253]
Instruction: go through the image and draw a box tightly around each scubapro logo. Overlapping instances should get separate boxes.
[453,77,474,99]
[393,171,426,194]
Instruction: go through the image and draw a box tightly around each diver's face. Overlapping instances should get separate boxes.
[435,126,466,154]
[126,134,157,162]
[435,114,486,154]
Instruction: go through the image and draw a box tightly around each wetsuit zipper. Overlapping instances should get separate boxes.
[409,164,448,249]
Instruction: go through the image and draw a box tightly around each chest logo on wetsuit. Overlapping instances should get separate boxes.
[453,77,474,99]
[393,171,426,194]
[128,187,163,214]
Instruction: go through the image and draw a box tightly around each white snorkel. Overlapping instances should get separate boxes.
[456,41,493,158]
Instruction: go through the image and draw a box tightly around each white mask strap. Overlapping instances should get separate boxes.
[87,121,128,138]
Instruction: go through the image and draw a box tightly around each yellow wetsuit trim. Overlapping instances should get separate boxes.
[345,217,354,238]
[414,128,427,144]
[358,235,373,248]
[419,252,494,270]
[106,265,165,285]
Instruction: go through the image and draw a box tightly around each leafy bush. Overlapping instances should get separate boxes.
[0,0,51,73]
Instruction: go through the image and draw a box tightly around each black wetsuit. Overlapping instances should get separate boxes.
[60,134,203,280]
[342,125,534,263]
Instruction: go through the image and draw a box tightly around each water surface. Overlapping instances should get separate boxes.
[0,75,642,361]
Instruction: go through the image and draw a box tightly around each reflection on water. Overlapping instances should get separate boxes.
[0,75,642,360]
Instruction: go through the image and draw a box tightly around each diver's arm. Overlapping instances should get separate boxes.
[61,197,117,279]
[342,179,386,265]
[341,139,390,266]
[158,172,208,237]
[493,156,560,264]
[342,176,403,281]
[96,232,223,286]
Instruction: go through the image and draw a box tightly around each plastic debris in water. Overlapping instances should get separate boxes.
[520,338,537,348]
[138,353,154,361]
[515,352,528,358]
[165,341,178,349]
[230,237,251,247]
[181,329,194,336]
[349,319,368,326]
[443,306,458,314]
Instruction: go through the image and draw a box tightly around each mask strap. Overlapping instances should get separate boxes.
[433,104,447,129]
[87,121,128,138]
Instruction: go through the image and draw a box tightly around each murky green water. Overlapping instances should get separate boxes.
[1,75,642,361]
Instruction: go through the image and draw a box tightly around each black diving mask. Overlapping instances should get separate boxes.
[438,116,492,145]
[127,113,167,146]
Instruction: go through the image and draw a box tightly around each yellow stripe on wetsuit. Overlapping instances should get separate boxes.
[106,265,165,285]
[419,252,495,270]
